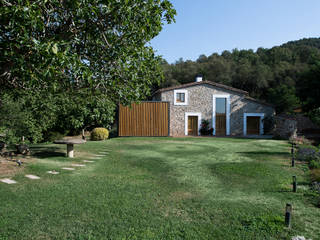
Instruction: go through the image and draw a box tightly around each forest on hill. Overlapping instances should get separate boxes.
[160,38,320,116]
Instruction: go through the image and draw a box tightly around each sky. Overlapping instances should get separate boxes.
[150,0,320,63]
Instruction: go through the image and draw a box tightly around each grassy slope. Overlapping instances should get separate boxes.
[0,137,319,240]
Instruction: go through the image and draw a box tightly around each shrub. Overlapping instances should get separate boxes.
[297,145,320,162]
[43,131,66,142]
[310,160,320,169]
[311,169,320,182]
[200,119,213,136]
[90,128,109,141]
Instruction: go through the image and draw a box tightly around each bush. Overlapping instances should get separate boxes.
[310,160,320,169]
[90,128,109,141]
[43,131,66,142]
[311,169,320,182]
[297,145,320,162]
[200,119,213,136]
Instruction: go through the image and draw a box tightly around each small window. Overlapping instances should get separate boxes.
[174,90,188,105]
[176,92,185,103]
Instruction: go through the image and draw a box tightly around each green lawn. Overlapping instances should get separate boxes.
[0,137,319,239]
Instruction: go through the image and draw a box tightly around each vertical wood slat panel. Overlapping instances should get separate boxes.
[119,102,169,136]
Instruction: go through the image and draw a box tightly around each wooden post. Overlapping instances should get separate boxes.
[285,203,292,228]
[292,176,297,192]
[22,136,25,143]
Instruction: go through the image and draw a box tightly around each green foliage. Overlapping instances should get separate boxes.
[0,91,116,143]
[161,38,320,113]
[90,128,109,141]
[267,84,300,113]
[311,169,320,182]
[0,0,176,142]
[43,131,66,143]
[308,108,320,126]
[298,61,320,112]
[0,0,176,103]
[309,160,320,169]
[199,119,213,135]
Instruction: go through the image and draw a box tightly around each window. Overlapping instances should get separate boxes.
[174,90,188,105]
[176,92,185,103]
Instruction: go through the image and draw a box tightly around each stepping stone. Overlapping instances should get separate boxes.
[71,164,86,167]
[90,157,101,160]
[25,175,40,180]
[62,167,75,171]
[95,154,105,157]
[0,178,17,184]
[83,160,95,163]
[47,170,59,175]
[99,152,109,154]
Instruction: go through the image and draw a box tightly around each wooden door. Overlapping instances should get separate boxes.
[216,113,226,136]
[247,116,260,135]
[188,116,198,136]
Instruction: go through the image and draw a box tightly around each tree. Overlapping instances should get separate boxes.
[267,84,300,113]
[0,0,176,104]
[297,61,320,111]
[0,0,176,142]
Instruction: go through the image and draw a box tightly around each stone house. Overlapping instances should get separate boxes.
[152,76,275,137]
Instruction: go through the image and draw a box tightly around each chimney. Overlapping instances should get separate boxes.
[195,74,203,82]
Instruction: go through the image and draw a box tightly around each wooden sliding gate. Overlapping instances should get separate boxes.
[119,102,169,136]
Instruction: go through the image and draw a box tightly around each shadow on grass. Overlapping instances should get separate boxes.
[30,146,65,159]
[237,151,290,156]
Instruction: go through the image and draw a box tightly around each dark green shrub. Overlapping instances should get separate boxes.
[43,131,66,142]
[90,128,109,141]
[311,169,320,182]
[310,160,320,169]
[108,127,118,138]
[200,119,213,136]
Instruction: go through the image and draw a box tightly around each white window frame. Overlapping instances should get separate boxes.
[185,112,201,136]
[174,89,188,106]
[243,113,264,136]
[212,94,231,135]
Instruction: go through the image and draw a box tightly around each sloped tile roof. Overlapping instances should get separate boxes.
[153,80,274,107]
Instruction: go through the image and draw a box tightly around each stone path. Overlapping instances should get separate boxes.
[25,175,40,180]
[83,160,95,163]
[71,164,86,167]
[62,167,75,171]
[0,178,17,184]
[0,149,108,185]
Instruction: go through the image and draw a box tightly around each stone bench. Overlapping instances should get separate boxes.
[54,139,86,158]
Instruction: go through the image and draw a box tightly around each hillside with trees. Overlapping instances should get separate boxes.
[160,38,320,116]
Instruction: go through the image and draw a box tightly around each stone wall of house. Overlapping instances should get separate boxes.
[159,84,275,136]
[274,116,297,139]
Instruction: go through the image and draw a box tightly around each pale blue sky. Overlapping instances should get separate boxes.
[150,0,320,63]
